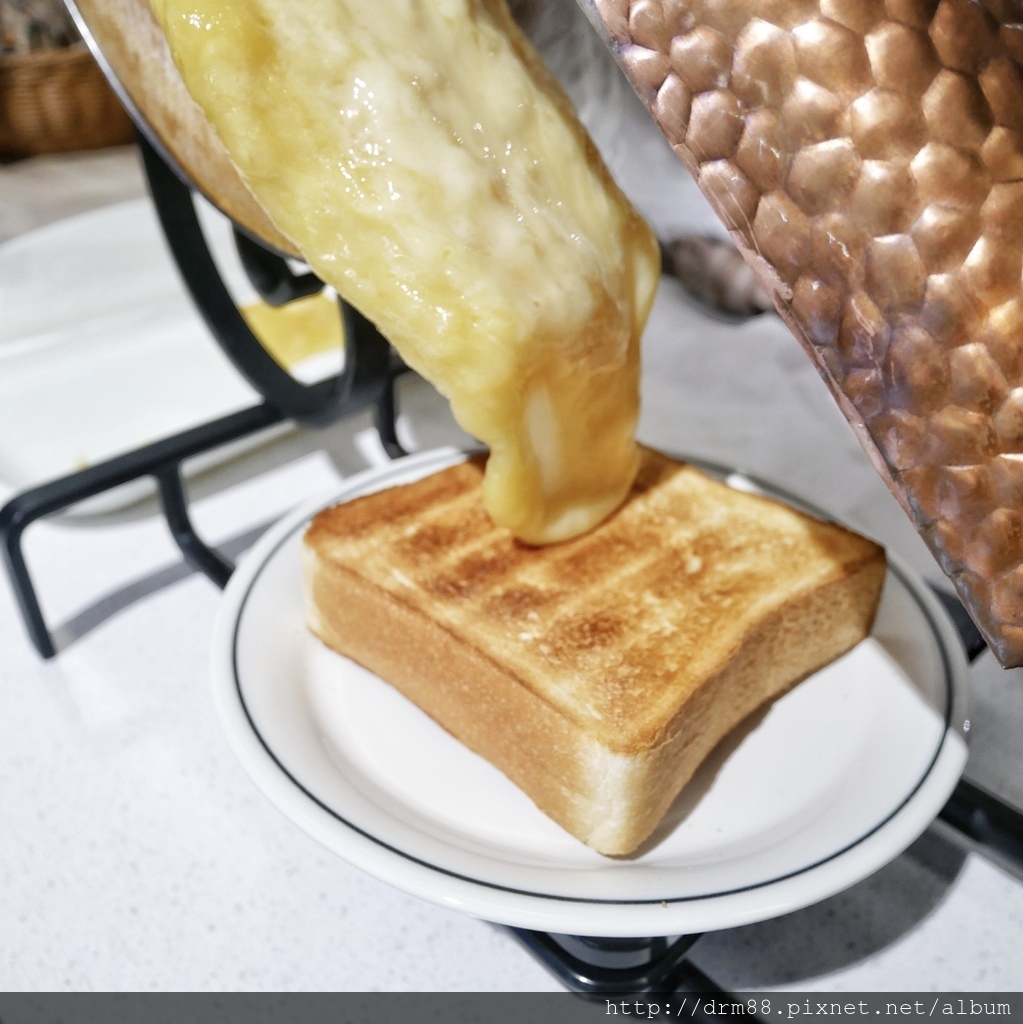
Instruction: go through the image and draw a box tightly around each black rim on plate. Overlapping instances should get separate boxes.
[228,453,959,909]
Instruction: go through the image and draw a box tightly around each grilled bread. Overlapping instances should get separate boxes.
[303,449,886,856]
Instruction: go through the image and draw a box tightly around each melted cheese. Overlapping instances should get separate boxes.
[153,0,659,543]
[241,292,342,371]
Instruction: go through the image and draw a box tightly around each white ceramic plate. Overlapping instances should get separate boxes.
[212,447,970,937]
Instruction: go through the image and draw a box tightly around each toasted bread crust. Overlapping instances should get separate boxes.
[303,449,886,855]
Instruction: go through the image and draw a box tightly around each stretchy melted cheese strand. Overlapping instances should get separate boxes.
[585,0,1023,667]
[152,0,659,545]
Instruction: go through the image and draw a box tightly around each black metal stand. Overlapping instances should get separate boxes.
[0,403,281,657]
[507,931,713,995]
[138,133,399,430]
[939,777,1023,879]
[0,132,404,659]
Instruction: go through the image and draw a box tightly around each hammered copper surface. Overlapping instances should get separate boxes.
[584,0,1023,666]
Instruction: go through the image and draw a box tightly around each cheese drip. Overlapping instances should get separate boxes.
[153,0,659,543]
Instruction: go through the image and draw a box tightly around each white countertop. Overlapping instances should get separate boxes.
[2,147,1023,993]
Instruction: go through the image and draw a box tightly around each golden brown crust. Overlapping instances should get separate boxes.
[303,449,886,855]
[304,549,604,847]
[72,0,295,254]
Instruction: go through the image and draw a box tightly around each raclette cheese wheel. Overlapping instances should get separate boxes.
[151,0,660,545]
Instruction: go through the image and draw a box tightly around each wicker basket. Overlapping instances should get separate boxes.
[0,42,134,157]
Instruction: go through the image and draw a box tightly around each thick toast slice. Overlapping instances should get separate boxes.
[303,449,886,856]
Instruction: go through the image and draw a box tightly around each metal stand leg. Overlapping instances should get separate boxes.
[0,402,282,658]
[0,370,407,658]
[507,929,723,995]
[2,133,412,659]
[154,465,234,589]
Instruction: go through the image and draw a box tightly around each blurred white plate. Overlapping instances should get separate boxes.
[0,199,339,513]
[212,447,970,937]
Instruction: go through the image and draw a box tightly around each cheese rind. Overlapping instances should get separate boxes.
[152,0,660,543]
[303,450,888,854]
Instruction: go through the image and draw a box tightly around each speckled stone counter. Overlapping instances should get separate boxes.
[1,146,1022,992]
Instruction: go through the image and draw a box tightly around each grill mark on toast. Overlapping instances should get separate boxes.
[307,451,886,745]
[548,609,626,654]
[390,521,471,564]
[543,526,661,588]
[307,457,486,547]
[483,584,555,620]
[304,450,888,851]
[425,541,533,600]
